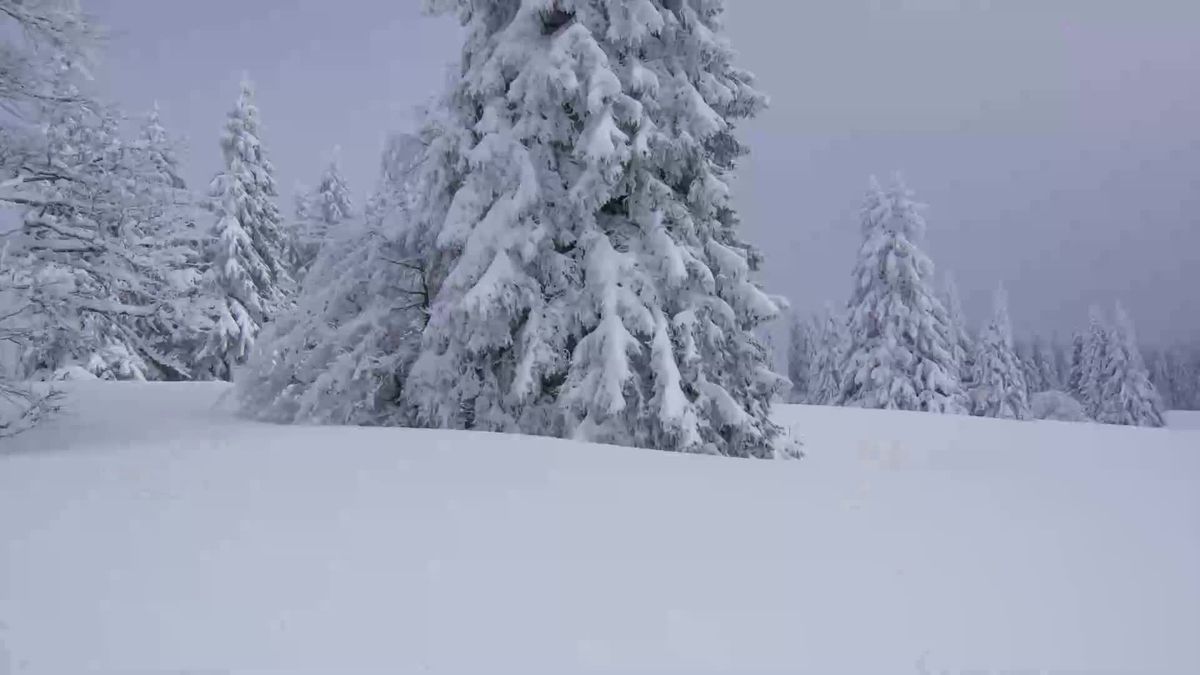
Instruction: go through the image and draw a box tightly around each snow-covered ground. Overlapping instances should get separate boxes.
[2,382,1198,675]
[1166,409,1200,430]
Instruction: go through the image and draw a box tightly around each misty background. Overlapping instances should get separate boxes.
[88,0,1200,345]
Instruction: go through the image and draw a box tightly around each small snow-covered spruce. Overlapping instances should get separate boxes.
[787,312,817,403]
[128,105,210,380]
[237,132,428,425]
[1067,331,1087,400]
[941,272,975,391]
[1031,336,1062,393]
[1014,339,1042,396]
[195,78,295,381]
[806,306,845,405]
[1147,348,1175,410]
[407,0,795,458]
[968,285,1029,419]
[1095,303,1165,427]
[1077,305,1110,418]
[293,150,354,279]
[838,176,965,413]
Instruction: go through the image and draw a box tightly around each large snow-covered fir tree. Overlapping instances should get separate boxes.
[195,78,294,381]
[292,150,354,277]
[238,132,429,425]
[402,0,794,457]
[837,176,965,413]
[968,285,1029,419]
[1095,303,1165,427]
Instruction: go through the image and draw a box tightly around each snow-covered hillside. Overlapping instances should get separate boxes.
[2,382,1199,674]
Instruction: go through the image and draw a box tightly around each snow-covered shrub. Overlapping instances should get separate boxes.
[1030,390,1089,423]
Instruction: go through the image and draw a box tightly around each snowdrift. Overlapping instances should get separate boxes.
[2,382,1198,674]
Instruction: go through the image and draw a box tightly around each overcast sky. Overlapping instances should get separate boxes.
[88,0,1200,345]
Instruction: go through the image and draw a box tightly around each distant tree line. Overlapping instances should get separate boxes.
[787,176,1179,427]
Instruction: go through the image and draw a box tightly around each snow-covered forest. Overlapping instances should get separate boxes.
[2,0,1194,441]
[3,2,1199,674]
[785,176,1189,427]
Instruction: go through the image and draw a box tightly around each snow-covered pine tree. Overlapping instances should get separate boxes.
[0,0,98,430]
[238,131,430,425]
[292,150,354,278]
[405,0,795,458]
[1095,303,1165,427]
[10,73,182,382]
[1078,305,1110,418]
[838,176,965,413]
[1067,332,1086,400]
[1014,338,1043,396]
[1032,336,1062,392]
[941,272,974,390]
[807,306,845,405]
[1147,348,1175,410]
[968,285,1029,419]
[787,311,817,403]
[125,104,210,380]
[195,78,295,381]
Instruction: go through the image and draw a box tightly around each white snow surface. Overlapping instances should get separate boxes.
[2,382,1199,674]
[1166,410,1200,431]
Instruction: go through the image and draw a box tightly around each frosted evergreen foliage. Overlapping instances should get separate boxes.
[1031,337,1062,392]
[1067,332,1086,400]
[787,312,816,403]
[1095,303,1165,427]
[968,286,1029,419]
[1015,339,1042,395]
[237,131,427,425]
[293,152,354,276]
[838,177,965,413]
[806,306,845,405]
[407,0,795,458]
[1030,390,1089,422]
[1077,306,1110,418]
[7,79,191,381]
[941,273,974,387]
[195,78,294,381]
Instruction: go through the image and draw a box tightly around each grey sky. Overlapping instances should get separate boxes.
[89,0,1200,345]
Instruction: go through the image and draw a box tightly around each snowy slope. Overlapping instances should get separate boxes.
[2,383,1199,675]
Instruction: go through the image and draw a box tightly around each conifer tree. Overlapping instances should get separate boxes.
[968,286,1029,419]
[838,176,965,413]
[787,312,817,403]
[293,150,354,278]
[807,306,846,405]
[1067,332,1086,399]
[404,0,795,457]
[941,273,974,390]
[1031,337,1062,392]
[1078,305,1110,418]
[239,131,428,425]
[1095,303,1165,427]
[195,78,294,381]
